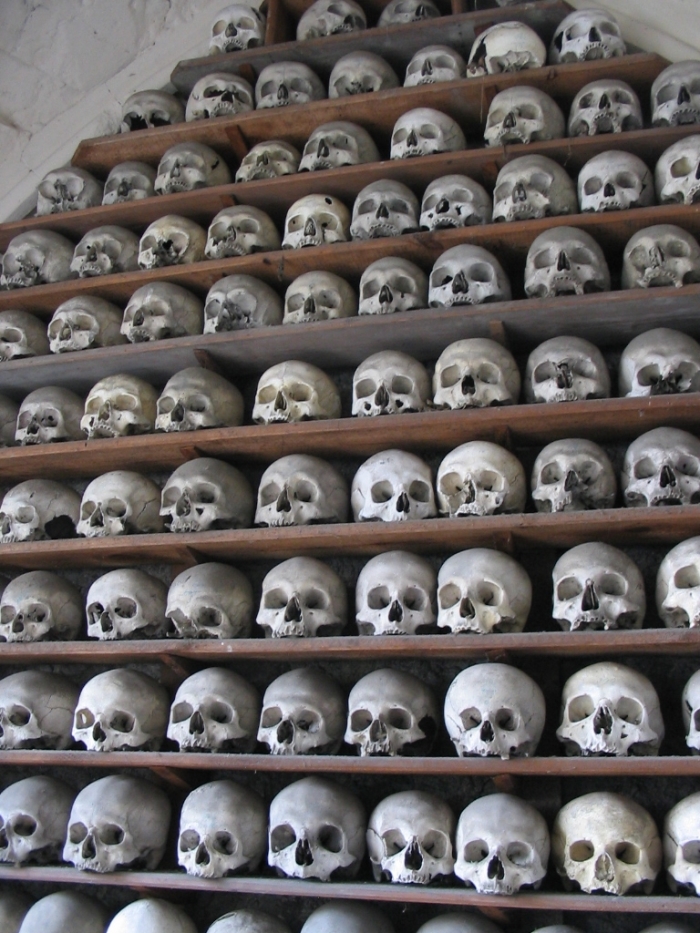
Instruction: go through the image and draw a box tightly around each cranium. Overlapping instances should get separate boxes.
[657,537,700,628]
[355,550,437,635]
[378,0,440,26]
[77,470,163,536]
[0,310,48,361]
[578,150,654,213]
[0,570,82,642]
[235,140,301,182]
[0,891,33,931]
[81,373,158,438]
[619,328,700,397]
[622,224,700,289]
[1,231,75,288]
[120,89,184,131]
[15,387,83,445]
[550,8,626,64]
[665,792,700,894]
[255,454,348,526]
[258,667,346,755]
[155,142,231,194]
[253,360,341,423]
[255,62,326,109]
[656,135,700,205]
[156,367,244,432]
[186,72,254,121]
[297,0,366,39]
[622,426,700,507]
[683,669,700,750]
[0,395,17,447]
[404,45,466,87]
[352,450,436,522]
[420,175,492,230]
[167,667,260,752]
[204,274,283,331]
[359,258,428,315]
[36,166,103,215]
[569,79,643,136]
[285,270,354,323]
[416,917,502,933]
[493,154,577,222]
[138,214,207,267]
[70,225,140,277]
[0,670,78,749]
[484,86,565,146]
[102,161,156,204]
[301,904,393,933]
[19,893,107,933]
[524,227,611,298]
[205,205,280,259]
[525,335,611,403]
[48,296,125,353]
[429,245,511,306]
[107,900,196,933]
[531,438,617,513]
[0,778,73,865]
[351,180,420,239]
[329,51,399,97]
[390,108,465,159]
[436,441,526,517]
[209,3,266,53]
[652,61,700,127]
[300,121,379,172]
[433,338,520,409]
[167,562,253,639]
[352,350,430,416]
[86,568,170,639]
[282,194,350,248]
[467,21,546,77]
[256,556,347,638]
[160,457,254,532]
[209,910,292,933]
[0,480,80,543]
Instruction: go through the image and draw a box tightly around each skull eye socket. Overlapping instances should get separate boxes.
[598,572,625,596]
[114,598,137,619]
[557,576,583,601]
[99,824,125,846]
[15,507,36,525]
[616,172,638,190]
[633,456,656,479]
[409,480,431,503]
[206,701,233,724]
[291,479,316,502]
[569,247,594,266]
[506,841,533,866]
[257,384,278,404]
[495,708,517,731]
[463,839,489,862]
[615,696,643,725]
[529,172,553,194]
[81,500,96,520]
[460,707,482,730]
[262,706,283,728]
[674,565,700,589]
[193,483,217,504]
[367,585,391,609]
[541,462,562,484]
[75,708,95,729]
[263,587,288,609]
[476,363,500,384]
[393,129,408,145]
[419,124,438,140]
[518,104,540,121]
[7,706,31,727]
[568,694,595,722]
[106,499,127,519]
[288,383,312,403]
[212,18,228,35]
[615,841,640,864]
[681,841,700,864]
[438,582,460,609]
[584,176,603,195]
[259,482,282,506]
[109,711,135,733]
[270,824,296,852]
[667,238,692,259]
[403,586,426,610]
[371,480,394,503]
[440,365,461,388]
[569,839,594,861]
[382,829,408,855]
[578,93,595,108]
[387,707,412,730]
[422,830,447,859]
[69,822,88,844]
[467,262,494,284]
[391,375,414,396]
[171,701,194,724]
[317,824,343,853]
[303,587,328,610]
[657,83,679,105]
[355,378,377,399]
[677,455,700,476]
[214,831,236,855]
[533,248,555,270]
[297,710,320,732]
[350,708,373,731]
[566,22,588,39]
[180,829,200,852]
[671,157,693,179]
[636,364,662,387]
[12,816,37,837]
[187,395,208,413]
[115,394,138,412]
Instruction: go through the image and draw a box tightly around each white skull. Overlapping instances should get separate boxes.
[467,21,546,77]
[123,278,205,338]
[255,62,326,109]
[107,899,196,933]
[0,395,17,447]
[525,336,611,403]
[620,328,700,397]
[138,214,207,268]
[352,450,436,522]
[436,441,526,517]
[444,663,546,759]
[268,776,366,880]
[186,72,254,121]
[345,668,439,756]
[622,426,700,507]
[70,225,140,277]
[367,790,455,884]
[0,671,78,749]
[81,373,157,438]
[209,910,292,933]
[120,89,184,131]
[557,661,664,757]
[48,296,125,353]
[390,108,465,159]
[167,562,253,639]
[167,668,259,752]
[485,86,565,146]
[0,571,82,642]
[0,480,80,543]
[0,891,33,932]
[352,350,431,416]
[301,904,393,933]
[553,791,661,894]
[404,45,466,87]
[72,668,169,751]
[0,310,48,361]
[282,194,350,248]
[155,142,232,195]
[378,0,440,26]
[622,224,700,289]
[329,51,399,97]
[416,917,502,933]
[20,893,107,933]
[360,256,427,315]
[437,548,532,634]
[64,775,170,872]
[235,140,301,182]
[420,175,492,230]
[86,568,169,640]
[157,367,243,432]
[568,79,643,136]
[205,205,280,259]
[253,360,341,423]
[656,135,700,205]
[297,0,366,39]
[209,3,266,53]
[657,537,700,628]
[15,387,84,445]
[256,454,348,525]
[524,227,611,298]
[578,150,654,213]
[351,181,420,240]
[493,154,577,222]
[160,457,254,532]
[683,669,700,750]
[652,61,700,128]
[429,245,511,307]
[257,556,347,638]
[77,470,163,536]
[258,667,346,755]
[102,161,156,204]
[549,8,625,64]
[1,231,75,288]
[552,541,646,631]
[531,438,617,513]
[665,792,700,894]
[178,781,266,878]
[433,338,520,409]
[300,122,379,172]
[0,776,74,865]
[355,550,437,635]
[455,793,550,893]
[205,274,283,331]
[36,166,103,215]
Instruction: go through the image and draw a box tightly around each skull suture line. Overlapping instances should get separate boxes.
[102,161,156,204]
[70,226,140,278]
[235,140,301,182]
[205,275,283,331]
[256,455,348,526]
[205,205,280,259]
[352,350,431,416]
[622,427,700,507]
[652,61,700,127]
[0,570,82,642]
[167,668,260,752]
[85,568,170,640]
[531,438,617,513]
[569,79,643,136]
[524,227,611,298]
[0,778,74,866]
[296,0,366,40]
[525,336,611,404]
[36,166,103,215]
[619,328,700,397]
[258,667,346,755]
[253,360,341,423]
[1,231,75,289]
[467,21,546,77]
[16,387,84,446]
[429,245,512,307]
[0,480,80,543]
[656,135,700,205]
[493,154,577,222]
[355,551,437,635]
[329,52,399,97]
[0,670,78,750]
[484,87,565,146]
[81,373,158,438]
[209,4,266,53]
[283,195,350,248]
[436,441,526,517]
[657,537,700,628]
[167,562,254,639]
[351,181,420,240]
[352,450,437,522]
[160,458,254,532]
[578,150,655,213]
[77,471,163,537]
[48,296,126,353]
[420,175,492,230]
[120,90,184,131]
[299,122,379,172]
[404,45,466,87]
[284,272,357,322]
[257,556,347,638]
[549,8,625,64]
[186,72,254,121]
[622,224,700,289]
[157,368,244,432]
[0,310,49,361]
[432,338,520,409]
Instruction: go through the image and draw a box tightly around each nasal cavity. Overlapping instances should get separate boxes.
[557,250,571,271]
[92,722,107,744]
[405,839,423,870]
[589,25,601,41]
[660,464,677,488]
[379,284,393,305]
[304,218,316,237]
[459,596,475,618]
[389,600,404,623]
[487,854,505,879]
[189,710,205,735]
[480,719,495,743]
[196,843,211,865]
[603,182,616,197]
[396,491,411,513]
[295,837,314,866]
[461,374,475,396]
[277,719,294,744]
[593,704,613,735]
[284,595,302,622]
[581,580,599,611]
[679,84,691,105]
[503,111,516,129]
[276,486,292,512]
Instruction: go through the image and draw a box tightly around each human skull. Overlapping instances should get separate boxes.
[0,788,73,867]
[657,537,700,628]
[656,135,700,205]
[619,328,700,397]
[525,336,611,403]
[368,790,454,884]
[444,663,546,759]
[0,570,82,642]
[77,471,163,536]
[664,792,700,894]
[235,140,301,182]
[81,373,157,438]
[20,893,107,933]
[578,150,655,212]
[120,89,184,131]
[416,918,502,933]
[351,180,420,240]
[205,274,283,331]
[455,793,550,893]
[524,227,611,298]
[186,72,254,121]
[433,338,520,409]
[1,231,75,288]
[429,245,512,307]
[72,668,169,751]
[102,161,156,204]
[355,551,437,635]
[436,441,526,517]
[552,542,646,631]
[550,8,625,64]
[257,556,347,638]
[0,670,78,749]
[404,45,466,87]
[36,166,103,215]
[70,225,140,277]
[64,774,170,872]
[622,224,700,289]
[209,910,292,933]
[358,258,428,317]
[258,667,345,755]
[253,360,341,423]
[531,438,617,513]
[484,86,565,146]
[157,368,243,432]
[420,175,492,230]
[557,661,664,757]
[300,122,379,172]
[378,0,440,25]
[282,195,350,248]
[15,387,84,445]
[167,667,260,752]
[256,454,348,526]
[0,397,17,446]
[297,0,366,39]
[167,562,253,639]
[467,21,546,77]
[209,3,266,53]
[329,51,399,97]
[569,79,643,136]
[155,142,231,194]
[553,791,661,894]
[390,108,465,160]
[0,310,48,360]
[86,568,169,639]
[622,427,700,507]
[301,904,393,933]
[346,668,439,756]
[48,296,125,352]
[178,781,266,878]
[0,891,33,931]
[138,215,207,267]
[352,350,430,416]
[352,450,436,522]
[0,480,80,543]
[652,61,700,127]
[107,899,196,933]
[205,205,280,259]
[493,154,577,222]
[255,62,326,109]
[683,669,700,750]
[437,548,532,634]
[160,458,254,532]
